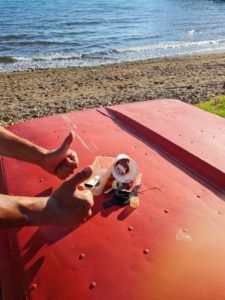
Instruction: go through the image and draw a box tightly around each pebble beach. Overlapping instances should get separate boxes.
[1,52,225,126]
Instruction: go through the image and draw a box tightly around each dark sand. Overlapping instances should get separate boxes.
[1,52,225,126]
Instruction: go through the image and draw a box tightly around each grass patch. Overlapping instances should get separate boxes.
[196,96,225,118]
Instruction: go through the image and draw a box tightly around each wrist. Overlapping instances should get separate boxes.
[34,146,48,168]
[18,196,49,226]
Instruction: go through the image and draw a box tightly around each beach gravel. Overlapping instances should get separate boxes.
[1,53,225,126]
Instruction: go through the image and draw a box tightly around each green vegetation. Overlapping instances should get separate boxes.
[196,96,225,118]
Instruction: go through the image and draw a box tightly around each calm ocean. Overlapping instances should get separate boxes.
[1,0,225,72]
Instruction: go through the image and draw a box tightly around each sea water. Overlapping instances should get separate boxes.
[1,0,225,72]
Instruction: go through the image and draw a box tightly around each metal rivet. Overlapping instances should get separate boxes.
[143,249,149,255]
[79,253,86,260]
[128,226,134,231]
[89,281,96,289]
[30,283,37,292]
[164,209,169,213]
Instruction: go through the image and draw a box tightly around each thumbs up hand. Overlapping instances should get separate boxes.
[40,131,79,179]
[46,167,94,225]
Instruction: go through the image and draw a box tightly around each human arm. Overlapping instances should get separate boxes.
[0,126,78,179]
[0,167,93,229]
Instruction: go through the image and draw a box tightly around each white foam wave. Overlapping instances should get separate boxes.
[14,53,83,62]
[116,39,225,53]
[2,38,225,72]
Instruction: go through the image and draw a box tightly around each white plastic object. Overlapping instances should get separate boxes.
[112,154,139,183]
[130,196,140,208]
[85,175,101,188]
[81,156,114,196]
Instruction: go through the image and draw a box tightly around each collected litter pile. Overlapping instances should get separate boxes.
[79,154,142,208]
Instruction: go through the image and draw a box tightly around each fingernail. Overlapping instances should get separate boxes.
[81,166,92,176]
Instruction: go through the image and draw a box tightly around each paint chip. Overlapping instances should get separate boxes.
[176,229,192,242]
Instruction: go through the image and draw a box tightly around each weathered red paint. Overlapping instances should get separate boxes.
[0,99,225,300]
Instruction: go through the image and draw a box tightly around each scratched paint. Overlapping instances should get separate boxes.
[62,114,91,151]
[176,228,192,242]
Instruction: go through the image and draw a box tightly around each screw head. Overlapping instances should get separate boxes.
[30,283,37,292]
[143,248,150,255]
[79,253,86,260]
[89,281,96,289]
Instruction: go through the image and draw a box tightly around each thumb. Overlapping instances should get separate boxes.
[66,166,93,189]
[56,131,74,157]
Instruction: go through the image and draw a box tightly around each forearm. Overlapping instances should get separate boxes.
[0,194,48,229]
[0,126,46,166]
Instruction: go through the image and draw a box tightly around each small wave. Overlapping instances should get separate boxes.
[1,40,81,47]
[115,39,225,53]
[19,41,57,46]
[32,54,83,61]
[0,53,83,64]
[64,20,101,26]
[0,56,17,63]
[186,29,195,35]
[0,34,29,40]
[0,34,47,41]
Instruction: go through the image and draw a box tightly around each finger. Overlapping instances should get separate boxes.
[56,168,68,180]
[66,166,93,189]
[56,160,75,178]
[82,190,94,208]
[55,131,75,158]
[67,151,79,167]
[65,156,78,169]
[61,161,74,172]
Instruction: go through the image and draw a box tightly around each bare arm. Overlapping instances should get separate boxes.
[0,167,93,229]
[0,126,78,179]
[0,126,46,165]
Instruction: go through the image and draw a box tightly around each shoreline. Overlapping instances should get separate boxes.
[1,52,225,126]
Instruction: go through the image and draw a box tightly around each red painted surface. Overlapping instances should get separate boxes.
[102,99,225,191]
[0,99,225,300]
